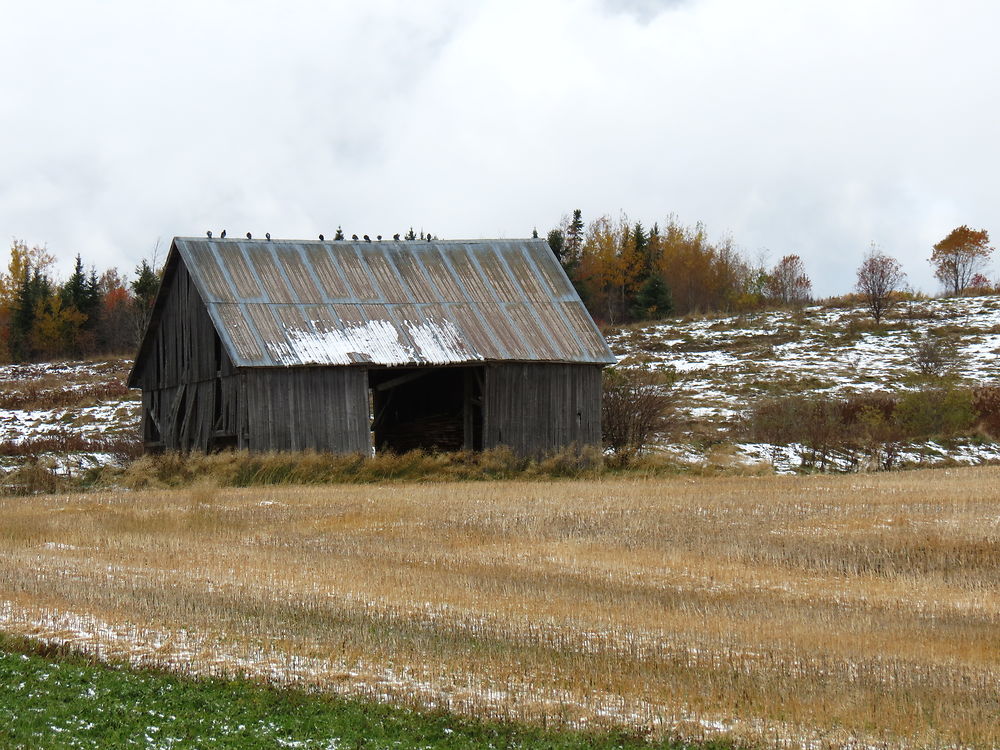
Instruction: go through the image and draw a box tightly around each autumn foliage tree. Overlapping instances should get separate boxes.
[0,239,162,363]
[573,215,643,324]
[855,244,906,323]
[765,254,812,307]
[930,225,993,295]
[552,212,795,322]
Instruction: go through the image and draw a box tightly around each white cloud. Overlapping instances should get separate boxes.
[0,0,997,295]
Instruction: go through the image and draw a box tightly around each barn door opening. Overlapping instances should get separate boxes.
[369,366,483,453]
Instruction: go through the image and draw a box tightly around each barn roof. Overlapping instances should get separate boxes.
[138,237,614,372]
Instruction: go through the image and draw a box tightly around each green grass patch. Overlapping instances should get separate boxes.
[0,635,712,750]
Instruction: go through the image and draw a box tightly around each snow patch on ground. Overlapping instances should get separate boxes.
[607,295,1000,472]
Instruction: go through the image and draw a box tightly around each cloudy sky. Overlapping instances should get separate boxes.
[2,0,997,296]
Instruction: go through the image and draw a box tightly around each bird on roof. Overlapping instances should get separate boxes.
[376,235,382,241]
[221,229,227,238]
[363,234,371,242]
[318,234,324,241]
[265,232,271,241]
[206,230,212,238]
[246,232,252,240]
[427,234,432,242]
[393,233,400,241]
[352,234,359,240]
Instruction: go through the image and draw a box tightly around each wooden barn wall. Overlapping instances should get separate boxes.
[240,368,370,453]
[483,364,602,456]
[137,261,237,452]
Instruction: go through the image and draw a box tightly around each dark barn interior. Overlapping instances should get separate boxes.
[369,366,483,453]
[129,236,615,457]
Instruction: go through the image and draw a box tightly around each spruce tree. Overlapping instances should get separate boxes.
[11,266,52,361]
[62,255,88,312]
[547,229,565,264]
[566,209,584,263]
[333,226,345,241]
[131,260,160,337]
[632,274,673,321]
[633,221,649,275]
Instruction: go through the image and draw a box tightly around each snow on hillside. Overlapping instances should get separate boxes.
[605,294,1000,472]
[1,295,999,479]
[0,357,140,474]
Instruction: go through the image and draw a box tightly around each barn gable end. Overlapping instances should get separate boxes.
[129,255,238,452]
[129,237,615,456]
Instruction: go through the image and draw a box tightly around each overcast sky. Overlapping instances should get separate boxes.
[2,0,997,296]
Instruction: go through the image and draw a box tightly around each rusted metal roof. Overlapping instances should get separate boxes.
[169,237,615,368]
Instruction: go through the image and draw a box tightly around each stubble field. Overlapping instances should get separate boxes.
[1,468,998,748]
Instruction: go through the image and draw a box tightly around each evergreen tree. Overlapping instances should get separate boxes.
[647,223,661,272]
[631,274,673,321]
[131,260,160,338]
[87,268,101,319]
[62,255,88,312]
[334,226,345,241]
[405,227,417,241]
[131,260,159,309]
[60,256,102,348]
[10,266,52,361]
[565,209,584,267]
[532,228,539,239]
[547,229,565,264]
[633,221,649,275]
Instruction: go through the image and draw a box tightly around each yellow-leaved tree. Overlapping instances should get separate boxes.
[575,215,643,324]
[0,240,56,362]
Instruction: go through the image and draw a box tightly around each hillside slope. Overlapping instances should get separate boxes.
[1,295,999,477]
[605,294,1000,471]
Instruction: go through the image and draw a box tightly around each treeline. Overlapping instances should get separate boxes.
[543,211,812,324]
[544,211,997,326]
[0,240,159,363]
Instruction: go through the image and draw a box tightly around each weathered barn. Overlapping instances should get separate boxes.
[127,237,615,456]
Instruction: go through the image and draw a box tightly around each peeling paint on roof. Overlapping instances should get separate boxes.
[274,318,477,367]
[167,237,615,368]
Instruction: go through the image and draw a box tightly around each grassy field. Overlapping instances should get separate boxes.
[1,468,999,748]
[0,635,686,750]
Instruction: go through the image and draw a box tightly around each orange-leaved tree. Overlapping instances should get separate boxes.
[930,225,993,296]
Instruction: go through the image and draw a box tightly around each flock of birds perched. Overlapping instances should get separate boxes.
[205,230,425,242]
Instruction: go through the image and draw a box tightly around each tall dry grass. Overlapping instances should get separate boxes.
[1,468,999,747]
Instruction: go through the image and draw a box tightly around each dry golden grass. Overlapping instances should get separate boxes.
[1,467,999,747]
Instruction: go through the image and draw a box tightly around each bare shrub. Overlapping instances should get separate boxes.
[910,332,961,377]
[747,396,843,469]
[972,386,1000,437]
[747,388,977,471]
[0,380,130,410]
[835,393,902,469]
[602,366,677,456]
[0,431,142,464]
